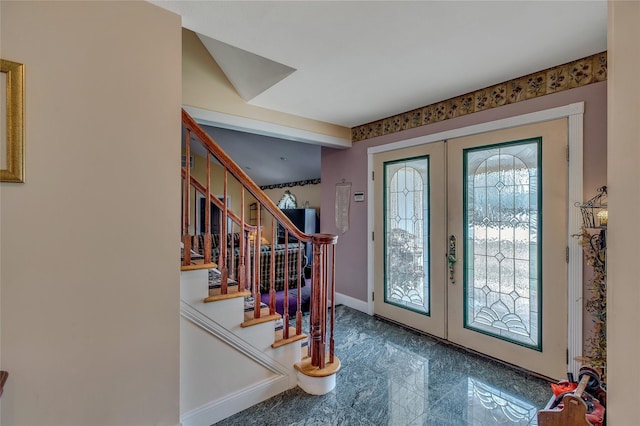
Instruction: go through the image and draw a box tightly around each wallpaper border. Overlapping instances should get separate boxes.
[260,178,321,190]
[351,52,607,142]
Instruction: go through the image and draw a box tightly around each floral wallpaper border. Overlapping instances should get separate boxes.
[351,51,607,142]
[260,178,321,190]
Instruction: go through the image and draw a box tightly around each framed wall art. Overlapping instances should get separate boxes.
[1,59,25,183]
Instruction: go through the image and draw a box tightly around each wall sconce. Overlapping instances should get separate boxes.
[577,186,608,229]
[596,209,608,226]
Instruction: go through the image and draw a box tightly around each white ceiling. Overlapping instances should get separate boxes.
[160,1,607,185]
[152,0,606,128]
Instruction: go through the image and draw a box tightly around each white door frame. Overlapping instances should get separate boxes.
[367,102,584,376]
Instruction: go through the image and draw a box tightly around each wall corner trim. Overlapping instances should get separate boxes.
[183,105,351,149]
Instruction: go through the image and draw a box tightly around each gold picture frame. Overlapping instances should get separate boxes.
[1,59,25,183]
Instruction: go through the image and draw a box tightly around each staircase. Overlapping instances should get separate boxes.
[179,110,339,425]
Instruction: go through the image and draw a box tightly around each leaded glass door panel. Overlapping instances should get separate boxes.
[373,143,447,338]
[373,119,568,380]
[447,119,568,379]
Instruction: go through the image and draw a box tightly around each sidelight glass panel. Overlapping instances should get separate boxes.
[384,156,430,315]
[463,139,541,349]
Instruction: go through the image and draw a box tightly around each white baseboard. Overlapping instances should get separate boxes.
[334,292,369,314]
[180,375,290,426]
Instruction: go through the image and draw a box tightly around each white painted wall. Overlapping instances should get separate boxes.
[607,1,640,424]
[0,2,181,424]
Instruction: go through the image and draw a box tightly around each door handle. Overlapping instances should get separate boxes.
[448,235,457,284]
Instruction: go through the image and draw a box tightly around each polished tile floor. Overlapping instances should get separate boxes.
[215,305,552,425]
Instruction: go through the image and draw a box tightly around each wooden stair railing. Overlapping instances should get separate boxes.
[181,109,338,370]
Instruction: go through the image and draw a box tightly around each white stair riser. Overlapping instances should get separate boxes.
[233,321,281,351]
[271,344,303,388]
[296,372,336,395]
[180,270,208,303]
[195,298,245,330]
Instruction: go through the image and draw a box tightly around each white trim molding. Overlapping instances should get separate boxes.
[180,376,290,426]
[567,110,584,377]
[334,292,369,314]
[367,102,584,377]
[180,301,291,377]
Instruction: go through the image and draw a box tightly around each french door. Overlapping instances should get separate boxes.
[373,119,568,379]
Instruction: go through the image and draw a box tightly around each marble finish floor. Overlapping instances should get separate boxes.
[215,305,552,425]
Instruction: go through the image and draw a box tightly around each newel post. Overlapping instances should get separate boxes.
[309,233,338,369]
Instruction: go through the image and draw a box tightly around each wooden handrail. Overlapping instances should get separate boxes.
[182,110,311,243]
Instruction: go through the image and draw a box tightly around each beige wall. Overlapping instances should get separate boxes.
[0,2,181,425]
[607,1,640,423]
[187,152,244,235]
[182,29,351,141]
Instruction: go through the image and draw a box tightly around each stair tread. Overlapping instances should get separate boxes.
[241,313,282,328]
[272,327,307,348]
[241,304,281,327]
[204,289,251,303]
[181,261,217,271]
[294,355,341,378]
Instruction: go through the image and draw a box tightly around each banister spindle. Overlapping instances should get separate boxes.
[239,188,246,289]
[283,229,290,339]
[310,241,323,367]
[204,152,211,264]
[320,244,327,368]
[253,203,261,319]
[329,244,336,364]
[182,128,192,265]
[296,241,303,335]
[220,169,229,292]
[268,219,276,315]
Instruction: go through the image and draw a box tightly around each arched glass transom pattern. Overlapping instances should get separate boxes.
[384,156,430,315]
[463,139,541,349]
[467,377,538,423]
